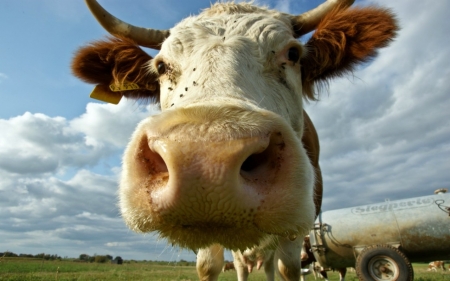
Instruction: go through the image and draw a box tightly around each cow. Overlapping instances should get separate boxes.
[71,0,398,280]
[428,261,446,271]
[222,262,235,272]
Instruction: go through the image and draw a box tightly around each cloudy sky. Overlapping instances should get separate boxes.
[0,0,449,261]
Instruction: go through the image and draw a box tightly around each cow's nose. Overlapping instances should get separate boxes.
[146,130,283,180]
[133,129,283,212]
[120,105,315,244]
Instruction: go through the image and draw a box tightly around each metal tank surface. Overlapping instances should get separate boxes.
[309,189,450,280]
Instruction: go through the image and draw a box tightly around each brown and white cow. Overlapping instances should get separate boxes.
[71,0,397,280]
[428,261,446,271]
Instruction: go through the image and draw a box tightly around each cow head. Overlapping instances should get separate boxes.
[72,0,397,250]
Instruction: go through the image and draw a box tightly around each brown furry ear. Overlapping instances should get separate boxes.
[301,6,399,100]
[71,36,159,102]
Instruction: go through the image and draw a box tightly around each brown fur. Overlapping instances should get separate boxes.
[301,6,398,100]
[71,36,159,102]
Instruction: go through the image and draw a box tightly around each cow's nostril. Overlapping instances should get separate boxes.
[240,132,285,181]
[241,151,268,172]
[136,136,169,176]
[149,150,168,174]
[240,137,274,175]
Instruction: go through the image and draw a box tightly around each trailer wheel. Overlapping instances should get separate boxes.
[355,244,413,281]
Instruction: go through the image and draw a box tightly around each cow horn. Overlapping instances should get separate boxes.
[85,0,169,50]
[291,0,355,37]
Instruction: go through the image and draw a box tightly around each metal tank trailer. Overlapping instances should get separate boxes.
[309,189,450,281]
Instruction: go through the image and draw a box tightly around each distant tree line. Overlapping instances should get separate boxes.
[78,254,123,264]
[0,251,121,263]
[0,251,195,266]
[0,252,62,260]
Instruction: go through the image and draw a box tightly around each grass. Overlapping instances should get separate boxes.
[1,258,450,280]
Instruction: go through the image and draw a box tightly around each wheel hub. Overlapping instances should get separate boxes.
[368,255,399,280]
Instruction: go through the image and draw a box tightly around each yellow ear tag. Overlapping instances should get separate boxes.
[90,85,123,104]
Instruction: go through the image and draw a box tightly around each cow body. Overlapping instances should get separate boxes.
[72,1,397,280]
[428,261,446,271]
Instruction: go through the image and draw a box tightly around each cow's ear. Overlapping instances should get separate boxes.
[300,6,398,100]
[71,36,160,103]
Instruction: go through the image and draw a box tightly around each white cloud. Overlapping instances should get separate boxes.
[70,100,160,148]
[0,100,160,176]
[0,112,106,175]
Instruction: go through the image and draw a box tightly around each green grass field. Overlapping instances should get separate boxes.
[1,258,450,281]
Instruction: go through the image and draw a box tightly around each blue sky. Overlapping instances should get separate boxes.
[0,0,449,262]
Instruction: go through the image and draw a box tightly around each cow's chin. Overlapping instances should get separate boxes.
[119,105,315,250]
[153,223,274,250]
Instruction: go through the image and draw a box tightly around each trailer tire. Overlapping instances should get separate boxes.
[355,244,413,281]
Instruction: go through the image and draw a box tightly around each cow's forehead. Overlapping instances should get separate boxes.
[164,3,294,55]
[153,2,304,122]
[198,2,290,23]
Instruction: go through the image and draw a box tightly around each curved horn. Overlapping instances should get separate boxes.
[291,0,355,37]
[85,0,170,50]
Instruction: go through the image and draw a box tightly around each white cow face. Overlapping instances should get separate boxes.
[152,6,306,136]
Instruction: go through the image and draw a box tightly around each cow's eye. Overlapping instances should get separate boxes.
[287,47,300,63]
[157,61,166,75]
